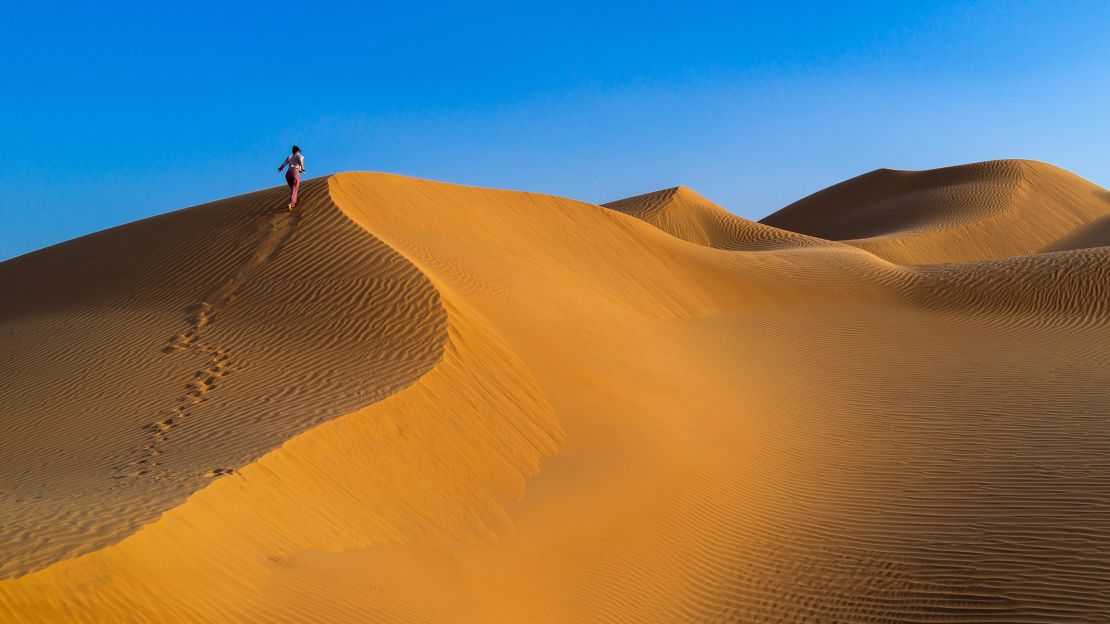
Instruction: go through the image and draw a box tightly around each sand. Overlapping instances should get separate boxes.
[761,159,1110,263]
[0,159,1108,622]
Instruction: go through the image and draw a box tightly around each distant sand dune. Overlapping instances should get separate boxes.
[1,162,1109,622]
[604,185,836,251]
[761,159,1110,263]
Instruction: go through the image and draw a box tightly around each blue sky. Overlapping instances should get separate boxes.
[3,1,1109,260]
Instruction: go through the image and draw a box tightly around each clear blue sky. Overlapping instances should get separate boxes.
[3,1,1109,260]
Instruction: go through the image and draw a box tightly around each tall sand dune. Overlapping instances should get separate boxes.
[761,159,1110,263]
[1,162,1109,622]
[0,180,447,578]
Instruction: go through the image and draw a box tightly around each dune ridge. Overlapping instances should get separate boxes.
[1,162,1109,622]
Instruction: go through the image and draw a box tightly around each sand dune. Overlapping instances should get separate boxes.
[761,159,1110,263]
[0,180,446,578]
[1,162,1109,622]
[603,185,836,251]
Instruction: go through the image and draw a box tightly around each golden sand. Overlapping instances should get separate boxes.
[1,160,1108,622]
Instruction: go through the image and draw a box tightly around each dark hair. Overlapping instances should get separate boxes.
[292,145,300,154]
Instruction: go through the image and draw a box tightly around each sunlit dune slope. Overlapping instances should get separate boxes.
[1,164,1109,623]
[761,159,1110,263]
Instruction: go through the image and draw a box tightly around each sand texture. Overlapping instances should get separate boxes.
[1,159,1108,622]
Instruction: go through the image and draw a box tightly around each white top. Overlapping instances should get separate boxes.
[280,153,305,172]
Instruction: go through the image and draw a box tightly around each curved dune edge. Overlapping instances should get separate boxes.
[0,179,448,579]
[322,173,1110,622]
[761,159,1110,264]
[0,178,563,622]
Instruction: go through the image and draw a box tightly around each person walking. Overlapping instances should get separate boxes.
[278,145,306,211]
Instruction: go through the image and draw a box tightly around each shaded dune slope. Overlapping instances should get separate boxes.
[761,159,1110,263]
[1,167,1110,622]
[603,186,836,251]
[0,179,447,578]
[1042,214,1110,252]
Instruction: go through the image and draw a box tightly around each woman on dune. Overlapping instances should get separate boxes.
[277,145,306,211]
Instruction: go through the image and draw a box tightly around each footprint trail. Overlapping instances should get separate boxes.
[118,209,301,479]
